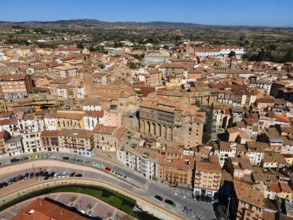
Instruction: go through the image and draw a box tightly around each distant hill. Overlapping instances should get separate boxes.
[0,19,215,29]
[0,19,290,30]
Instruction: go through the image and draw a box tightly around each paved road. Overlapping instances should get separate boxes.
[0,152,216,220]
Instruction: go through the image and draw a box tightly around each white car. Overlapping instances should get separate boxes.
[92,162,98,167]
[62,172,67,178]
[53,173,58,179]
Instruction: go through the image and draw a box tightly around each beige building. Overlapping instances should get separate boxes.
[40,130,59,152]
[58,129,94,156]
[44,111,85,130]
[139,93,205,147]
[93,125,126,151]
[231,181,264,220]
[193,155,221,196]
[158,155,194,188]
[0,74,32,100]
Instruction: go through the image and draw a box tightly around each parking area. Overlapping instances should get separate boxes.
[0,165,137,199]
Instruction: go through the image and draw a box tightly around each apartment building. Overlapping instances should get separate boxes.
[40,130,59,152]
[44,111,85,130]
[17,112,45,134]
[158,155,194,188]
[58,129,94,156]
[5,137,23,156]
[230,181,264,220]
[193,155,221,197]
[0,74,32,100]
[84,111,104,130]
[212,141,237,167]
[93,125,126,151]
[117,145,158,180]
[21,132,41,153]
[0,131,10,155]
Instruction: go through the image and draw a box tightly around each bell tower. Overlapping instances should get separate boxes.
[82,47,94,97]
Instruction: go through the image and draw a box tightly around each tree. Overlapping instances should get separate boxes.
[282,48,293,62]
[205,104,214,135]
[127,61,137,69]
[228,51,236,58]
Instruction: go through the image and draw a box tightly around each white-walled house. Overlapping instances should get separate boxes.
[21,132,41,153]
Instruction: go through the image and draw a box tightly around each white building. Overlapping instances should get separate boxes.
[117,145,158,180]
[82,102,102,112]
[56,86,69,100]
[5,137,23,156]
[245,142,266,166]
[194,46,245,58]
[44,115,57,131]
[83,111,104,130]
[75,87,85,99]
[213,142,237,167]
[21,132,41,153]
[17,113,45,134]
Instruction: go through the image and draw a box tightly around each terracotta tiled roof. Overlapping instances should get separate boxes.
[12,198,88,220]
[59,129,93,139]
[196,156,221,173]
[233,181,264,209]
[158,155,195,170]
[84,111,104,118]
[93,124,116,135]
[40,130,59,137]
[275,114,291,123]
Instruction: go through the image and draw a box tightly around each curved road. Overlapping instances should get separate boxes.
[0,152,216,220]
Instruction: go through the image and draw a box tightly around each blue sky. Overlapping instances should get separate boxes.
[1,0,293,27]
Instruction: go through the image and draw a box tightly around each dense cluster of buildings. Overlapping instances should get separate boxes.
[0,40,293,220]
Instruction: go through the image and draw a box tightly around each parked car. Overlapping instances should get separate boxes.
[10,158,20,163]
[21,157,29,161]
[105,167,112,172]
[92,162,98,167]
[196,194,201,201]
[53,173,58,179]
[75,174,83,177]
[29,172,34,179]
[70,172,76,177]
[62,157,70,160]
[24,172,29,179]
[155,195,163,201]
[16,175,24,181]
[165,199,176,207]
